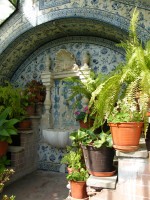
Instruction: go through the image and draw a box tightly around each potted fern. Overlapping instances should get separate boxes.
[88,9,150,151]
[108,98,144,152]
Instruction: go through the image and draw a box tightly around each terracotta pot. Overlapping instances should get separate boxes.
[79,120,94,129]
[18,119,32,130]
[0,141,8,157]
[70,181,88,199]
[109,122,144,152]
[81,145,115,177]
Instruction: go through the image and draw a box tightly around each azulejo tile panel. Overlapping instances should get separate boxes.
[113,0,150,10]
[12,36,125,172]
[11,36,124,130]
[39,0,71,10]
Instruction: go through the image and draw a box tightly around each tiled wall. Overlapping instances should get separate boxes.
[0,0,149,172]
[10,36,125,172]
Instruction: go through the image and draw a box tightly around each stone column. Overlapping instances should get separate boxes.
[41,53,53,129]
[79,51,91,82]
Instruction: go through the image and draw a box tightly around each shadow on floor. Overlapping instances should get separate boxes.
[0,170,68,200]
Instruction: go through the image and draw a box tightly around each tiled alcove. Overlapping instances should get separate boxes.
[11,36,125,172]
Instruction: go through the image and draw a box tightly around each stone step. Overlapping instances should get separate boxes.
[86,175,118,189]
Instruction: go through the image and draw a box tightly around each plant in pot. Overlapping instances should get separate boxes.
[20,89,35,117]
[66,167,89,199]
[25,80,46,115]
[0,107,19,157]
[108,97,144,152]
[74,106,94,129]
[88,9,150,150]
[70,129,115,177]
[61,146,85,173]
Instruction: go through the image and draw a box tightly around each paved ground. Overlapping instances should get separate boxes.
[0,171,69,200]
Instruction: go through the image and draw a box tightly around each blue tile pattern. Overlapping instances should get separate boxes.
[0,0,149,172]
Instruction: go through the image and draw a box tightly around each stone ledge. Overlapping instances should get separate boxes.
[116,142,149,158]
[8,146,24,153]
[17,129,33,134]
[86,175,117,189]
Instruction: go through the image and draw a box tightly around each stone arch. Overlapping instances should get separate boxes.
[0,7,149,83]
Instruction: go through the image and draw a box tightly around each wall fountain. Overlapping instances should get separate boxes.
[41,50,90,148]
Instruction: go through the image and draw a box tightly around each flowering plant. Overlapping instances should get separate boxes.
[107,98,144,123]
[74,106,91,121]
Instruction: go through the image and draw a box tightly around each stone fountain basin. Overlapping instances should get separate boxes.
[42,129,72,148]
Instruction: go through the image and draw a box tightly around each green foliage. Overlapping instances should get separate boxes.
[89,9,150,131]
[0,168,14,193]
[0,156,10,174]
[2,195,16,200]
[70,129,112,148]
[0,82,25,119]
[63,70,110,113]
[0,107,19,143]
[9,0,18,7]
[66,168,89,182]
[108,98,143,123]
[61,147,84,169]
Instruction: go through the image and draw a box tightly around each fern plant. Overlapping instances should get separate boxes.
[89,8,150,132]
[63,69,112,122]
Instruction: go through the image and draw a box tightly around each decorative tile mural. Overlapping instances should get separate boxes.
[0,0,149,172]
[0,0,149,84]
[11,36,125,172]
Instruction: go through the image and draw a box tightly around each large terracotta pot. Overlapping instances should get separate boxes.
[18,119,32,130]
[0,141,8,157]
[81,145,115,177]
[70,180,88,199]
[79,119,94,129]
[109,122,144,152]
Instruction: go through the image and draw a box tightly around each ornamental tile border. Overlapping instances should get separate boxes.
[39,0,71,10]
[113,0,150,10]
[37,8,150,42]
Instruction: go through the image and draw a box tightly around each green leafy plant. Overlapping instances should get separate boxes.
[2,195,16,200]
[70,129,112,148]
[64,70,110,121]
[108,98,143,123]
[61,147,84,169]
[66,167,89,182]
[0,168,14,193]
[89,9,150,131]
[0,107,19,143]
[0,156,10,174]
[0,82,25,119]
